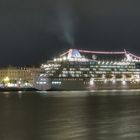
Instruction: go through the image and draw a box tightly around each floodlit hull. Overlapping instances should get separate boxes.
[34,78,140,91]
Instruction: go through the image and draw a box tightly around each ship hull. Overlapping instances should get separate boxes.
[34,78,140,91]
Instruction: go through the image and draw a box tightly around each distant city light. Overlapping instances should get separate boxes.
[122,80,126,85]
[3,77,10,83]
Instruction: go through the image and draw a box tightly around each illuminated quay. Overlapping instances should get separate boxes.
[0,66,39,90]
[34,49,140,91]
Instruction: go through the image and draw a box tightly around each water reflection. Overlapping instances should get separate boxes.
[2,92,11,98]
[0,91,140,140]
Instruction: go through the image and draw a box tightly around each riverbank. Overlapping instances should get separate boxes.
[0,87,37,91]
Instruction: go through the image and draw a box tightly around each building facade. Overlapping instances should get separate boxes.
[0,67,39,86]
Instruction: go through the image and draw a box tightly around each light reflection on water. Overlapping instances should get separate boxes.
[37,90,140,97]
[0,91,140,140]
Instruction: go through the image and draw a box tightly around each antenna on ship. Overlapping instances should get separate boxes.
[124,49,126,53]
[123,49,140,61]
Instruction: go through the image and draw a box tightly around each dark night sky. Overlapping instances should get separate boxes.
[1,0,140,66]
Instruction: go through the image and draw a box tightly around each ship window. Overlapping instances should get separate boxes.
[135,63,140,69]
[52,81,61,85]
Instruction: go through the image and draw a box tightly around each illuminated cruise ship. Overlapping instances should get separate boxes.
[34,49,140,91]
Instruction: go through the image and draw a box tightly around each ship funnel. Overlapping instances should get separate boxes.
[67,49,82,59]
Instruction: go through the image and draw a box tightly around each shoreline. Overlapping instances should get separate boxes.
[0,87,38,91]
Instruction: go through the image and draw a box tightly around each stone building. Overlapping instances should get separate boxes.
[0,67,39,86]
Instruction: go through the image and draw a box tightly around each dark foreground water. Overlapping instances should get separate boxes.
[0,91,140,140]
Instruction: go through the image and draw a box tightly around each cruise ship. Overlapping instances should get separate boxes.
[34,49,140,91]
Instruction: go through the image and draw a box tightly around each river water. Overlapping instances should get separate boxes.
[0,90,140,140]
